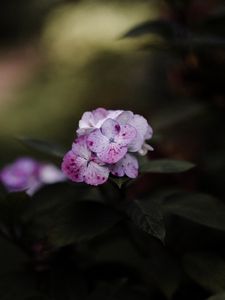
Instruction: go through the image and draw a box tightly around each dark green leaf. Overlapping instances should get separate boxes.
[183,252,225,292]
[122,20,186,40]
[47,262,87,300]
[124,199,165,243]
[0,271,46,300]
[0,235,28,275]
[32,200,122,247]
[145,252,181,299]
[207,292,225,300]
[140,158,195,173]
[123,19,225,51]
[17,136,65,158]
[0,183,7,198]
[174,35,225,49]
[23,182,87,221]
[0,192,31,228]
[163,192,225,231]
[87,280,141,300]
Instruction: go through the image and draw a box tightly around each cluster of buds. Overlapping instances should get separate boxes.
[62,108,153,186]
[0,157,65,195]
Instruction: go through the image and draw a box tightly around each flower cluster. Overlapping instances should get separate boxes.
[0,157,66,195]
[62,108,153,186]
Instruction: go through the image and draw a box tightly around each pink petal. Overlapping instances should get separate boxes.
[138,143,154,156]
[127,132,144,152]
[84,161,109,185]
[128,114,149,139]
[87,129,109,153]
[116,111,133,124]
[124,154,139,178]
[92,108,108,121]
[144,125,153,140]
[77,127,94,136]
[101,118,121,139]
[78,112,95,129]
[110,154,138,179]
[109,161,125,177]
[77,108,109,136]
[107,110,124,120]
[72,136,91,160]
[116,124,137,146]
[127,115,149,152]
[97,143,127,164]
[61,150,86,182]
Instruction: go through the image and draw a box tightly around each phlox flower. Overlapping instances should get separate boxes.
[62,108,153,186]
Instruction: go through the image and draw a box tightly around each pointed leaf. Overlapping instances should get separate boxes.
[122,20,186,40]
[163,192,225,231]
[140,158,195,173]
[124,199,165,243]
[32,200,123,247]
[18,136,65,158]
[0,192,31,227]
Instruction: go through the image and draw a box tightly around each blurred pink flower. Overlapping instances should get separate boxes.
[0,157,65,195]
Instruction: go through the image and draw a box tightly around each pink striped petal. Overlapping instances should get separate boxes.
[84,161,109,185]
[72,136,91,160]
[61,150,86,182]
[110,154,138,178]
[98,143,127,164]
[116,124,137,146]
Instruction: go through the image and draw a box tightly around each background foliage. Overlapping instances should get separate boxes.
[0,0,225,299]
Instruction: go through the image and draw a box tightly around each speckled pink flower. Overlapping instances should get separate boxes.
[77,108,153,156]
[62,108,153,185]
[62,135,109,185]
[110,153,139,178]
[87,118,137,164]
